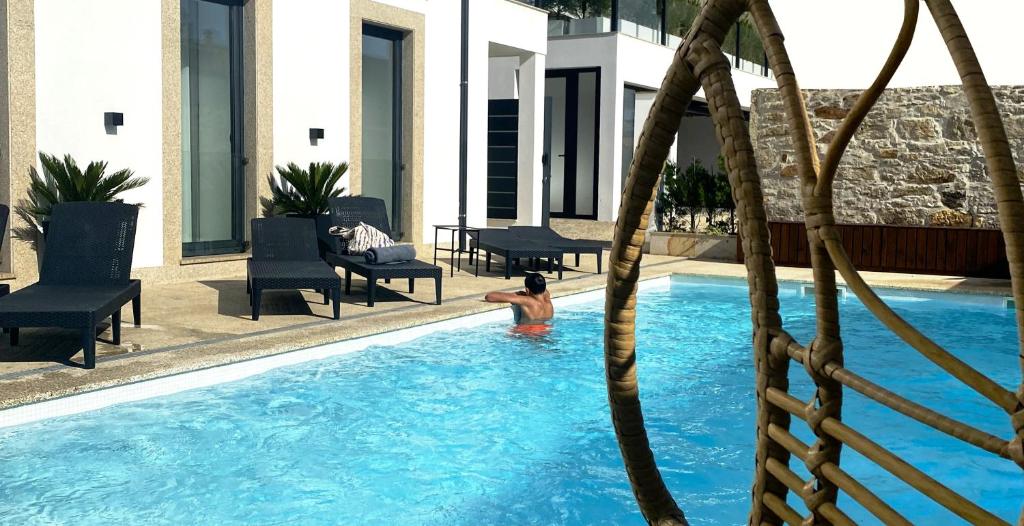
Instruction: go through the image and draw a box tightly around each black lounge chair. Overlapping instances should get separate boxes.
[248,217,342,321]
[509,226,604,274]
[470,228,564,280]
[321,197,442,307]
[0,202,141,369]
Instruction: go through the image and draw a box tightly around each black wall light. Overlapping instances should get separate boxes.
[309,128,324,141]
[104,112,124,127]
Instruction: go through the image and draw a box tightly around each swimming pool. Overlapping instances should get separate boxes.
[0,276,1019,524]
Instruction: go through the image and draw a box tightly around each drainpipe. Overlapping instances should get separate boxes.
[458,0,469,250]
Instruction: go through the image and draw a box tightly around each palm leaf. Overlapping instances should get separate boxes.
[19,151,149,227]
[271,161,347,216]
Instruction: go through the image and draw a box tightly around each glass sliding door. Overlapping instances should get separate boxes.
[180,0,245,257]
[544,68,600,219]
[361,24,404,237]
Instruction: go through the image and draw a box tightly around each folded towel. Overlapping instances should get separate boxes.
[365,244,416,264]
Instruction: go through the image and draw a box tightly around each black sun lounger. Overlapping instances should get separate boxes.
[469,228,564,280]
[248,217,342,321]
[321,197,441,307]
[508,226,604,274]
[0,202,141,369]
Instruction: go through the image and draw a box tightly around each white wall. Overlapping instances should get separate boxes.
[488,57,519,100]
[770,0,1024,88]
[272,0,350,189]
[468,0,548,230]
[547,34,618,220]
[34,0,164,268]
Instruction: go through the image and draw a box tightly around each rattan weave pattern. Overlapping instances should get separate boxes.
[605,0,1024,524]
[322,197,442,307]
[248,218,341,321]
[0,202,141,369]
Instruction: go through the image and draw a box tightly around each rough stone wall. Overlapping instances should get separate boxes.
[749,86,1024,227]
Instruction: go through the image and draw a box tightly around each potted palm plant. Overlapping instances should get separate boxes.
[265,161,348,256]
[267,161,348,217]
[15,152,149,269]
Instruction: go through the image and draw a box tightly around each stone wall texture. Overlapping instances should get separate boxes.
[749,86,1024,228]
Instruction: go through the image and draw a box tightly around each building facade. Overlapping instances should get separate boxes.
[15,1,1012,283]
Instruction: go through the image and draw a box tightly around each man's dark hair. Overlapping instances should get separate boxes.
[525,273,546,295]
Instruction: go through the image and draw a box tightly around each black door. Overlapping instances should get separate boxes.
[487,99,518,220]
[544,68,600,220]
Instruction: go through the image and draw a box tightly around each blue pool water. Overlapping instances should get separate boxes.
[0,276,1020,525]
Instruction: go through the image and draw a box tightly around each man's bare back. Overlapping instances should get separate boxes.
[484,273,553,325]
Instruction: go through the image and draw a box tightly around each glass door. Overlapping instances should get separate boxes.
[544,68,600,219]
[180,0,245,257]
[361,24,404,237]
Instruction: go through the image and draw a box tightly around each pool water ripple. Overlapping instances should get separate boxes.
[0,276,1019,525]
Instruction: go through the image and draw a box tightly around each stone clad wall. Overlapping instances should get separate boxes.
[749,86,1024,227]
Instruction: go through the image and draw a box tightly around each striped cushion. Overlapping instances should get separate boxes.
[346,222,394,255]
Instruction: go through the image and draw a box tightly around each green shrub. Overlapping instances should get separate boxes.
[22,152,148,221]
[267,162,347,217]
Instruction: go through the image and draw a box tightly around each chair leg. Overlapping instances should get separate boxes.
[558,257,564,280]
[112,308,121,346]
[251,288,262,321]
[547,257,553,274]
[10,328,18,346]
[385,278,391,284]
[596,252,602,274]
[323,289,329,305]
[332,287,341,320]
[575,253,580,267]
[435,276,442,305]
[345,270,352,295]
[132,294,141,327]
[409,278,415,293]
[367,279,377,307]
[505,253,512,280]
[83,325,96,369]
[486,252,492,272]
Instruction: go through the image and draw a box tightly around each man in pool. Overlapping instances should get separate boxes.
[484,272,553,325]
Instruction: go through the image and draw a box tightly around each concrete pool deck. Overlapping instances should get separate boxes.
[0,254,1013,409]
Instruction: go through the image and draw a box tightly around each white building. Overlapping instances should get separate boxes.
[2,0,1018,283]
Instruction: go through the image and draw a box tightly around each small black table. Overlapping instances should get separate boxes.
[433,225,480,277]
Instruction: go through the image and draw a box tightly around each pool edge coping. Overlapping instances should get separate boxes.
[0,277,673,428]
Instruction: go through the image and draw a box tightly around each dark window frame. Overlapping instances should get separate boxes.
[546,67,601,221]
[361,23,405,238]
[181,0,247,258]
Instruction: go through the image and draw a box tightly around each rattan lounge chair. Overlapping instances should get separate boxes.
[321,197,441,307]
[0,202,141,369]
[469,228,564,280]
[247,218,342,321]
[508,226,604,274]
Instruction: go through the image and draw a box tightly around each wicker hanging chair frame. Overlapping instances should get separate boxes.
[604,0,1024,524]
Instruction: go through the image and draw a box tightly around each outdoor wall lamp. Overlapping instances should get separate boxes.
[104,112,124,127]
[309,128,325,141]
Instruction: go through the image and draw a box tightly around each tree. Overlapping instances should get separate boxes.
[543,0,611,19]
[657,159,704,232]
